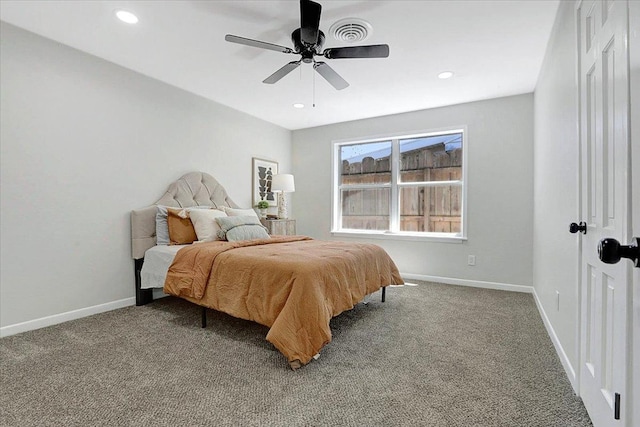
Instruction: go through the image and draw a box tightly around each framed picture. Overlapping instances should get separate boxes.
[252,157,278,207]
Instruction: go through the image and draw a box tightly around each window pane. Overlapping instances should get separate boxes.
[340,141,392,185]
[399,133,462,183]
[399,185,461,233]
[341,188,390,230]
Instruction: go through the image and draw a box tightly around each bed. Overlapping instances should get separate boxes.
[131,171,403,368]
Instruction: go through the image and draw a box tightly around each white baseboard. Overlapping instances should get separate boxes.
[531,289,578,393]
[0,297,136,338]
[401,273,534,293]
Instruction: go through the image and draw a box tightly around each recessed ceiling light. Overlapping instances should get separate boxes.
[293,103,305,109]
[115,10,139,24]
[438,71,454,79]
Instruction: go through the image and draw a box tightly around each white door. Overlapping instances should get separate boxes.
[628,3,639,427]
[577,0,631,426]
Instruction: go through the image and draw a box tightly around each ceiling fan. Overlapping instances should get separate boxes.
[225,0,390,90]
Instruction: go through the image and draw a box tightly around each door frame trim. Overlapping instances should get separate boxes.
[573,0,584,397]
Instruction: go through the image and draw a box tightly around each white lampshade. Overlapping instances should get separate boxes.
[271,174,295,192]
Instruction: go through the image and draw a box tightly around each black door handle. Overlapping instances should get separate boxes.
[569,222,587,234]
[598,237,639,268]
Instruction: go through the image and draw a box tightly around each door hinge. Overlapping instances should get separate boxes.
[614,392,620,420]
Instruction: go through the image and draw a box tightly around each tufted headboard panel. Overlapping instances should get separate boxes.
[131,172,240,259]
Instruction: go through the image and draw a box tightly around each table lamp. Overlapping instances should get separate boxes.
[271,174,295,219]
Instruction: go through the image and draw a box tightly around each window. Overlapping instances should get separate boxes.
[332,129,465,240]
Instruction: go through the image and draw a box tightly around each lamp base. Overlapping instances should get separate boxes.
[277,192,288,219]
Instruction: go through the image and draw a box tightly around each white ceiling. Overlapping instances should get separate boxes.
[0,0,559,130]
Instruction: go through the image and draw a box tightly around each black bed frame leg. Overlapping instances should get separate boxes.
[134,258,153,306]
[201,307,207,328]
[382,286,386,303]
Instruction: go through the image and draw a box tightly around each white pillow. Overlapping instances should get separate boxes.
[221,206,259,218]
[188,209,228,242]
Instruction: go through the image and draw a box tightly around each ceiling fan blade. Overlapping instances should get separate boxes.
[323,44,390,59]
[300,0,321,45]
[225,34,293,54]
[263,61,302,84]
[314,62,349,90]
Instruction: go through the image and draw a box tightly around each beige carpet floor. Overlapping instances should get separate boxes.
[0,281,592,426]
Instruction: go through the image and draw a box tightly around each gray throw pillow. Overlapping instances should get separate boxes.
[215,216,270,241]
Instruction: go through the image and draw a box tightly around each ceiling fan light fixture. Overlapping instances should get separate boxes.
[225,0,389,90]
[438,71,454,79]
[329,18,373,43]
[293,103,305,109]
[115,10,139,24]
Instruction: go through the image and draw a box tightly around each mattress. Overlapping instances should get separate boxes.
[140,245,185,289]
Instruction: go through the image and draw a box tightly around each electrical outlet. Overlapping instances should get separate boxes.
[468,255,476,266]
[556,291,560,311]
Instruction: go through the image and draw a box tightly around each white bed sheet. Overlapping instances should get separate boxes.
[140,245,185,289]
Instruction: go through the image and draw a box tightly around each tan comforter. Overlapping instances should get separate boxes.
[163,236,403,367]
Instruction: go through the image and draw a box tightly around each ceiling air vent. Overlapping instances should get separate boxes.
[329,18,373,43]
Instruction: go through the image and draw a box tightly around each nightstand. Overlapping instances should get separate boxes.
[261,218,296,236]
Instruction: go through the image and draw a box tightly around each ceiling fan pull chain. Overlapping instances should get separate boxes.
[313,67,316,107]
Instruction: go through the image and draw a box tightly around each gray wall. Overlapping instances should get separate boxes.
[0,23,291,328]
[292,94,534,287]
[532,0,581,384]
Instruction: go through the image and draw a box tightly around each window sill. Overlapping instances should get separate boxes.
[331,230,467,243]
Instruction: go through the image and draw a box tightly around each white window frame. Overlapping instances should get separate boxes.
[331,127,468,243]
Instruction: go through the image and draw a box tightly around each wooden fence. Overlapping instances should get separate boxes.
[341,143,462,232]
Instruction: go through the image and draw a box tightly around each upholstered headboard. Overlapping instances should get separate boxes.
[130,171,239,259]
